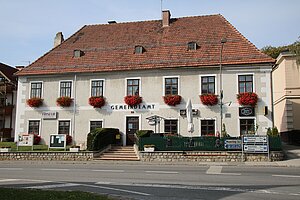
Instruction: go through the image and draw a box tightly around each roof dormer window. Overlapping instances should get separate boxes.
[74,50,84,58]
[187,42,198,51]
[134,46,144,54]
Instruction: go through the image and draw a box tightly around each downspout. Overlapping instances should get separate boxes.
[72,74,77,144]
[271,65,275,128]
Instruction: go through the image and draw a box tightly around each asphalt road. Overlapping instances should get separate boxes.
[0,161,299,200]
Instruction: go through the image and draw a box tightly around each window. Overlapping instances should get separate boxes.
[164,119,178,133]
[134,46,144,54]
[127,79,140,96]
[90,121,103,132]
[30,82,42,98]
[187,42,197,50]
[201,76,215,94]
[201,120,215,136]
[60,81,72,97]
[165,77,178,95]
[58,120,70,135]
[240,119,255,135]
[74,50,84,58]
[238,75,253,93]
[28,120,40,135]
[91,80,104,97]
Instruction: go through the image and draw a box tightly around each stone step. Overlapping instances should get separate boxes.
[96,157,140,161]
[96,145,139,161]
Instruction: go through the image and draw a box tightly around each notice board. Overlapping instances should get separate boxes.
[49,134,66,148]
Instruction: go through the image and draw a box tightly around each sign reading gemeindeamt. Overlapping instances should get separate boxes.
[18,134,34,146]
[49,134,66,148]
[107,103,159,111]
[242,135,268,153]
[42,111,57,119]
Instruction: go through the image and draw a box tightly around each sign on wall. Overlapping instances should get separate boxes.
[42,111,57,119]
[239,107,255,117]
[49,134,66,148]
[17,134,34,146]
[107,103,159,112]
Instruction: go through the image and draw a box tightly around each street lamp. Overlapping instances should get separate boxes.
[219,38,227,137]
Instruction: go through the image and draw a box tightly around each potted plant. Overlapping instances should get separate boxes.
[200,94,218,106]
[27,97,43,107]
[237,92,258,106]
[144,144,155,152]
[69,145,80,152]
[56,96,73,107]
[124,95,142,106]
[163,95,182,106]
[89,96,105,108]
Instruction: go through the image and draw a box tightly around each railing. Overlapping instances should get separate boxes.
[138,135,282,151]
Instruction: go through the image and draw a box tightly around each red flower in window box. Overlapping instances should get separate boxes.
[124,95,142,107]
[200,94,218,106]
[56,96,73,107]
[237,92,258,106]
[163,95,182,106]
[89,96,105,108]
[27,98,43,107]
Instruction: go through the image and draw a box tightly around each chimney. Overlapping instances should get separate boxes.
[162,10,171,27]
[54,32,64,48]
[15,66,25,70]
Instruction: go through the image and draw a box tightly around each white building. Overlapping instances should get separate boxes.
[15,11,274,147]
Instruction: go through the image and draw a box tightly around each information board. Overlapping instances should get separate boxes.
[49,134,66,148]
[224,139,242,150]
[18,134,34,146]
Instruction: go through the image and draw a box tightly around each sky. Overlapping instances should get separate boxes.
[1,0,299,67]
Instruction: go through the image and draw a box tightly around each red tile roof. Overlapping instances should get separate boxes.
[16,14,274,76]
[0,62,18,82]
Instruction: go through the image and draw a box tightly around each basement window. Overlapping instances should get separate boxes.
[187,42,198,51]
[134,46,144,54]
[73,49,84,58]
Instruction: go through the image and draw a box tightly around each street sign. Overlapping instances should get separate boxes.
[243,145,268,152]
[224,139,242,149]
[242,135,268,153]
[49,134,66,148]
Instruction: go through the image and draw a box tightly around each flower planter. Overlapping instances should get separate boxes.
[27,98,43,107]
[163,95,182,106]
[237,92,258,107]
[124,95,142,107]
[144,147,155,152]
[89,96,105,108]
[69,147,80,152]
[56,97,73,107]
[200,94,218,106]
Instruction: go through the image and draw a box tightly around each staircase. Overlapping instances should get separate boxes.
[96,146,140,161]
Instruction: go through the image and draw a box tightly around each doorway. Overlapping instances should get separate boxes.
[126,116,139,145]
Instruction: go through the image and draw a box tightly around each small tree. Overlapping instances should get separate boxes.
[221,123,230,137]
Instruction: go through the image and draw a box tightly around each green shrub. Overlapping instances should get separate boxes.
[136,130,153,138]
[267,127,280,137]
[87,128,119,151]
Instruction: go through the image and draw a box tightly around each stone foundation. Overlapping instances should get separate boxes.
[139,151,284,162]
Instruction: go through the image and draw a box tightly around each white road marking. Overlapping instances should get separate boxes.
[0,179,20,182]
[25,183,80,189]
[41,168,70,171]
[84,183,150,196]
[92,170,125,173]
[206,166,241,175]
[0,168,23,170]
[145,171,178,174]
[272,175,300,178]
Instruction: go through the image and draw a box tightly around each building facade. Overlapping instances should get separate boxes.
[273,52,300,143]
[15,11,274,147]
[0,63,18,141]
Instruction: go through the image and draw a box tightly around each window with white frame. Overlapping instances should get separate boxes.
[90,121,103,132]
[201,119,215,136]
[60,81,72,97]
[240,119,255,135]
[164,119,178,133]
[165,77,178,95]
[127,79,140,96]
[91,80,104,97]
[28,120,40,135]
[201,76,215,94]
[30,82,42,98]
[238,75,253,93]
[58,120,70,135]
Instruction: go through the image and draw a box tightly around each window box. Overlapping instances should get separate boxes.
[163,95,181,106]
[144,145,155,152]
[69,146,80,152]
[200,94,218,106]
[89,96,105,108]
[27,97,43,107]
[0,147,11,152]
[56,97,73,107]
[124,95,142,106]
[237,92,258,107]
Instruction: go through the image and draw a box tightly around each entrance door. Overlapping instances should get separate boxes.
[126,116,139,145]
